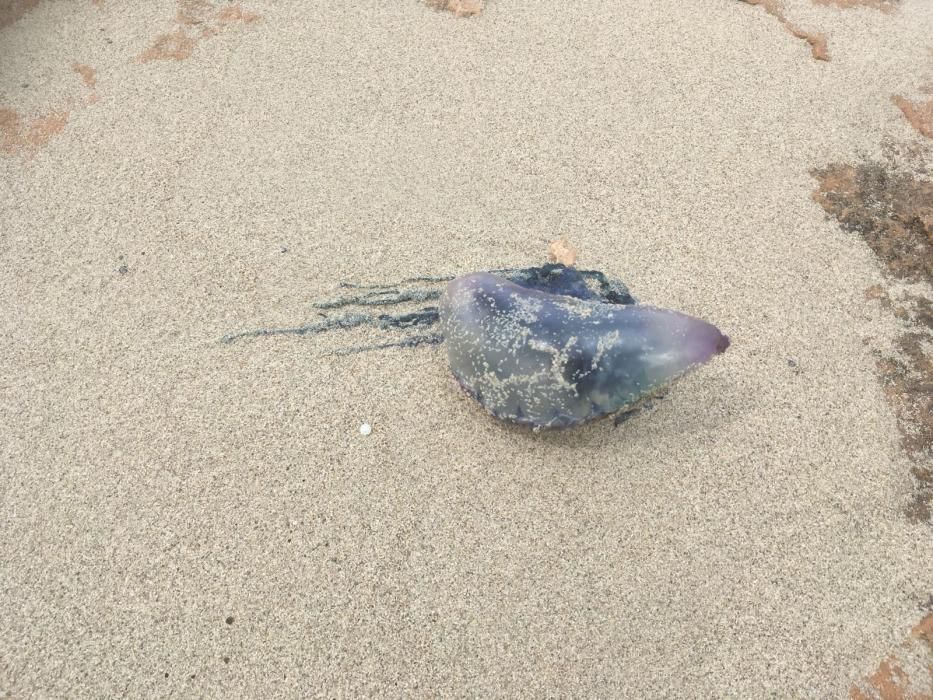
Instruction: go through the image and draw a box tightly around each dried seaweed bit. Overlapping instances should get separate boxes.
[327,333,445,356]
[813,0,899,11]
[811,161,933,283]
[865,292,933,524]
[817,155,933,522]
[426,0,484,17]
[893,95,933,140]
[849,613,933,699]
[737,0,830,61]
[548,239,578,266]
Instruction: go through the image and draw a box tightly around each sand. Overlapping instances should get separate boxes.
[1,0,932,696]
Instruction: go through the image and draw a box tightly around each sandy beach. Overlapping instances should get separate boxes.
[2,0,932,696]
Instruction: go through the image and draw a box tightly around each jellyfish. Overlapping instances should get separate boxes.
[222,262,729,429]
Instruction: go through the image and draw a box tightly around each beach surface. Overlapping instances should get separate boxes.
[1,0,932,696]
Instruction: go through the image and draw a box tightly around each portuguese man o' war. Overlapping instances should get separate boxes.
[441,270,729,428]
[222,262,729,430]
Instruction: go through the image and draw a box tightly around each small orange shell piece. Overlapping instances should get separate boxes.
[547,239,578,267]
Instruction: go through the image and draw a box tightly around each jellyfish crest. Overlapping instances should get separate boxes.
[503,264,636,305]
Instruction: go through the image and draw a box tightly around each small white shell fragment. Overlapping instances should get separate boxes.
[359,423,372,436]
